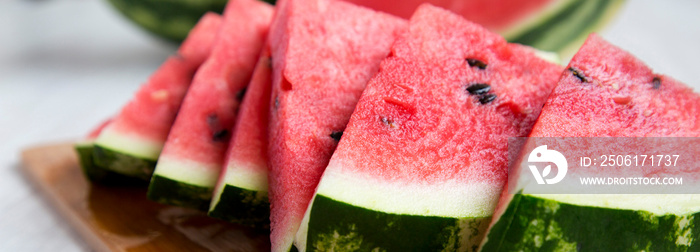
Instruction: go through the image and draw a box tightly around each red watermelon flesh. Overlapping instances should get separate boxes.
[531,34,700,138]
[296,4,564,251]
[148,0,273,210]
[266,0,407,250]
[208,46,273,226]
[94,13,222,159]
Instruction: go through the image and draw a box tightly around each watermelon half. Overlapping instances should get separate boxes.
[148,0,273,211]
[345,0,625,53]
[92,13,222,181]
[266,0,407,250]
[479,34,700,251]
[294,4,564,251]
[208,47,273,227]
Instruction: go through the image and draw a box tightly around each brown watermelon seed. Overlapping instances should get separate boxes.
[569,67,589,83]
[652,77,661,89]
[212,129,229,142]
[466,58,487,70]
[236,87,247,101]
[381,116,397,129]
[466,83,491,95]
[329,131,343,141]
[479,94,497,104]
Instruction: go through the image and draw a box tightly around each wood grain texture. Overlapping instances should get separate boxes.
[20,143,270,252]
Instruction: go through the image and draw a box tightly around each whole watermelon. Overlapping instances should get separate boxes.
[106,0,230,42]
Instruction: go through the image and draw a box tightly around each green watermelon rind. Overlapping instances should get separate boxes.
[503,0,626,54]
[147,174,212,211]
[75,142,146,185]
[480,194,700,251]
[298,194,490,252]
[208,184,270,229]
[148,157,220,209]
[92,144,157,181]
[208,161,271,228]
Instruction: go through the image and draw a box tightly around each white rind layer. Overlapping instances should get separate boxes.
[94,126,162,160]
[530,194,700,215]
[210,161,268,209]
[315,161,503,218]
[152,156,219,187]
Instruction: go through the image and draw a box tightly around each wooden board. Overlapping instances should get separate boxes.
[20,142,270,252]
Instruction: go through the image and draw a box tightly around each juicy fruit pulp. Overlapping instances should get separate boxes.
[480,34,700,251]
[265,0,407,250]
[296,4,564,251]
[148,0,273,211]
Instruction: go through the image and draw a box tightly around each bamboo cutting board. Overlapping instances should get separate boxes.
[20,142,270,252]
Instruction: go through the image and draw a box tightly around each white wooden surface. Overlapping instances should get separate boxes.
[0,0,698,251]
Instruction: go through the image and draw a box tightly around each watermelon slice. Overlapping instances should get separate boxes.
[148,0,273,211]
[294,5,564,251]
[345,0,625,53]
[479,34,700,251]
[208,47,273,227]
[266,0,407,250]
[92,13,222,181]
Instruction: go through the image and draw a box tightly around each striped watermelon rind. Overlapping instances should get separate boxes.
[92,144,158,181]
[208,184,270,228]
[502,0,626,54]
[147,175,213,210]
[299,194,489,251]
[75,142,145,185]
[480,193,700,251]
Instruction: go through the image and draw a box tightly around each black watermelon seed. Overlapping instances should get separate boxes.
[479,94,497,104]
[274,96,279,109]
[466,83,491,95]
[236,87,247,101]
[466,58,487,70]
[329,131,343,141]
[652,76,661,89]
[569,67,588,83]
[212,129,229,142]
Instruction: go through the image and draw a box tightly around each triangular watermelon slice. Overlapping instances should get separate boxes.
[294,4,564,251]
[208,46,273,227]
[480,34,700,251]
[266,0,407,250]
[90,13,222,181]
[147,0,273,211]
